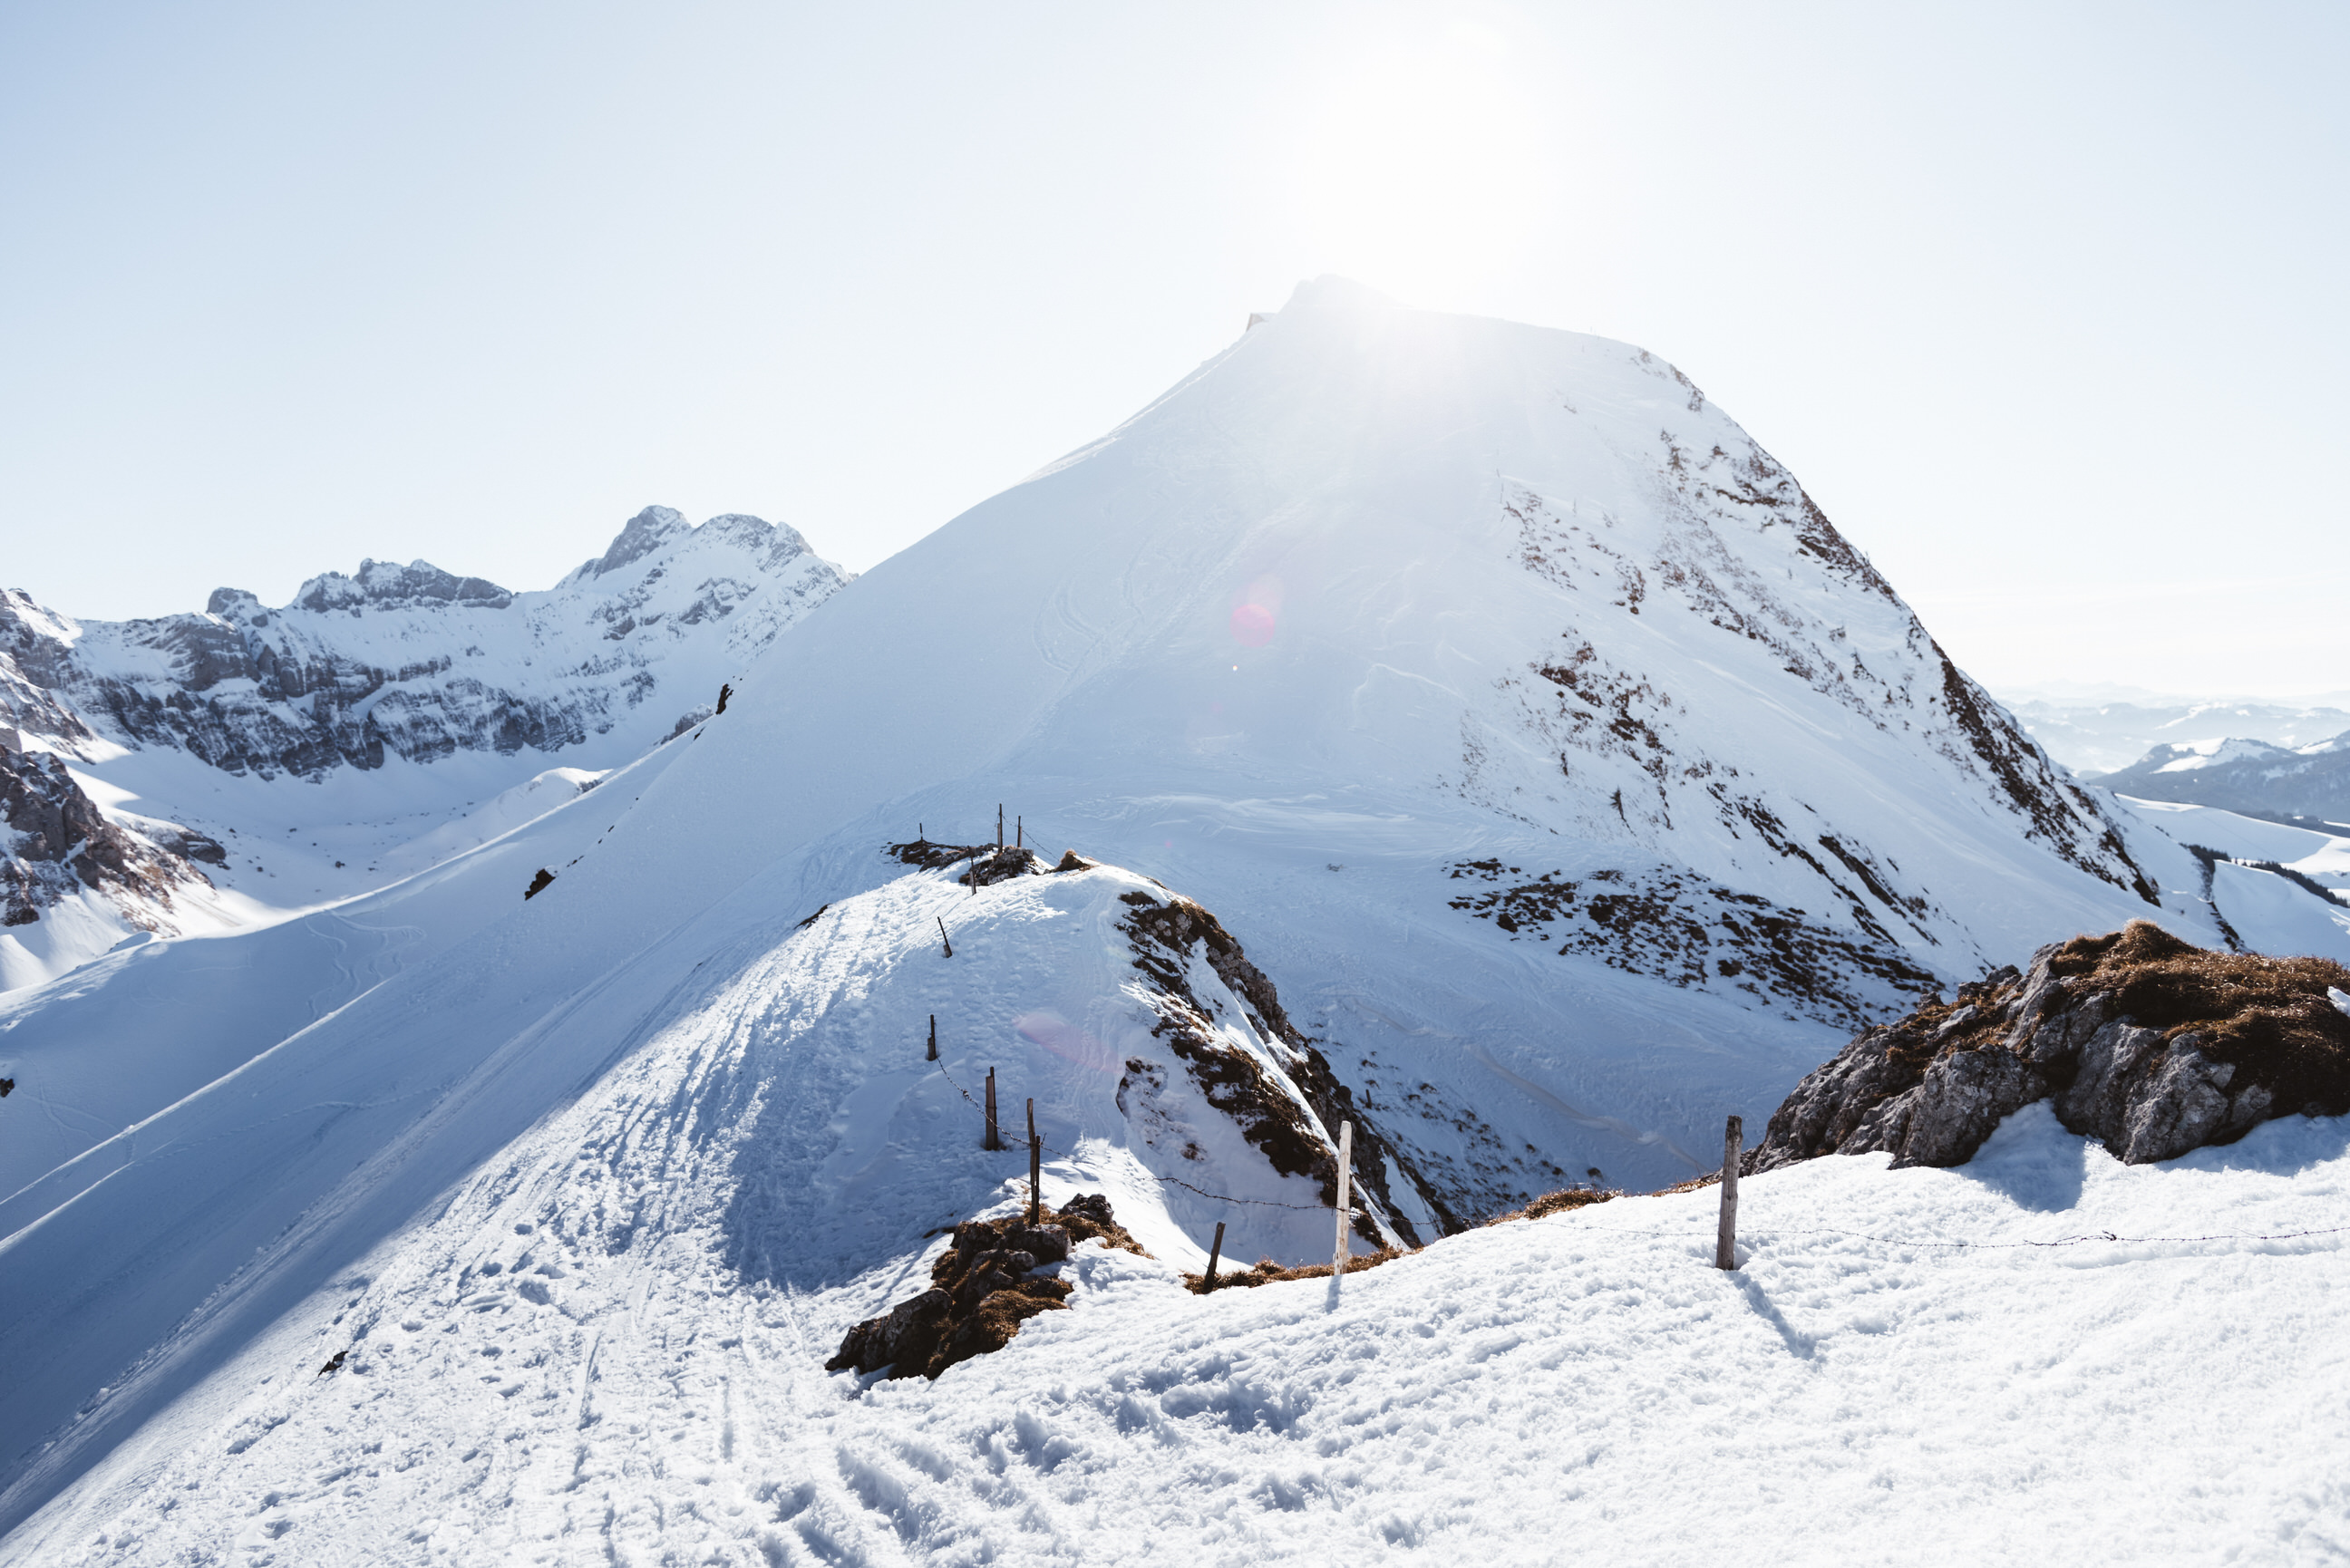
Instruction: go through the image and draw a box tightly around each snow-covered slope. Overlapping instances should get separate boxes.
[0,508,848,986]
[10,1089,2345,1563]
[0,280,2278,1544]
[2103,798,2350,963]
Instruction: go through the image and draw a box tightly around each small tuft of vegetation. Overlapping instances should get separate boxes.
[1184,1247,1413,1294]
[1485,1186,1620,1225]
[829,1195,1149,1381]
[2047,920,2350,1115]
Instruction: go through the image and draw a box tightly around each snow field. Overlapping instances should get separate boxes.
[0,738,688,1199]
[14,1105,2345,1565]
[2118,797,2350,894]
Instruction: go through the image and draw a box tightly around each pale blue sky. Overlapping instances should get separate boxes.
[3,2,2343,694]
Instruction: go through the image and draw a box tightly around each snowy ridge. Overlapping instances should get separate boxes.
[2095,729,2350,821]
[1,281,2329,1552]
[2004,692,2350,777]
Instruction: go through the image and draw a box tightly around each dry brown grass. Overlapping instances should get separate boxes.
[1183,1247,1413,1294]
[898,1204,1151,1378]
[1484,1186,1622,1224]
[2050,920,2350,1114]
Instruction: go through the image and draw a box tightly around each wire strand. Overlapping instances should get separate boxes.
[933,1059,1332,1211]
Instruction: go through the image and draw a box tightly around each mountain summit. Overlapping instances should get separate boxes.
[0,283,2250,1541]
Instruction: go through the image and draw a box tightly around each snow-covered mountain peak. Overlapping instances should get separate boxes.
[1277,272,1401,315]
[571,502,693,581]
[0,505,850,988]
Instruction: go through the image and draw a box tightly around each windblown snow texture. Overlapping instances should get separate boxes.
[0,280,2329,1558]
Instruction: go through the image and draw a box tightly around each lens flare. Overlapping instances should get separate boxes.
[1015,1011,1116,1074]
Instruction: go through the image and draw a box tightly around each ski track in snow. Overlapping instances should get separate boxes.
[11,1106,2345,1565]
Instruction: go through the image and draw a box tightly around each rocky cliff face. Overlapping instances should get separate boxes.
[0,746,221,931]
[1750,920,2350,1169]
[0,507,848,973]
[0,507,849,780]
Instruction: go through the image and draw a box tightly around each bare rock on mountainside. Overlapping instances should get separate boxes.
[1750,921,2350,1170]
[826,1197,1143,1380]
[0,748,218,929]
[1116,885,1453,1244]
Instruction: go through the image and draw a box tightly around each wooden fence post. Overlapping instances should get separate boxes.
[997,804,1004,852]
[985,1069,1001,1150]
[1026,1099,1041,1224]
[1716,1114,1743,1271]
[1331,1121,1355,1279]
[927,1013,937,1061]
[1203,1221,1226,1293]
[1016,815,1023,850]
[937,917,953,957]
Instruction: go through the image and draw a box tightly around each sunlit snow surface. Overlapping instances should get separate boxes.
[10,1103,2344,1565]
[2,280,2339,1557]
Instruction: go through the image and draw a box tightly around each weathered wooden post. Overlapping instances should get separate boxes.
[1203,1221,1226,1293]
[1331,1121,1355,1279]
[1026,1099,1041,1224]
[1016,815,1023,850]
[997,804,1005,851]
[927,1013,937,1061]
[985,1069,1001,1150]
[1716,1114,1743,1271]
[937,917,953,957]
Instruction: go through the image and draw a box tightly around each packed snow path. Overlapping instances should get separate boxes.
[9,1107,2343,1564]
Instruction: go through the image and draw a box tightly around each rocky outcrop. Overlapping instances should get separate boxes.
[825,1197,1139,1380]
[1117,886,1452,1244]
[1751,921,2350,1170]
[1,748,216,929]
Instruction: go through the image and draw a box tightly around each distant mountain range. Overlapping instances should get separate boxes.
[0,507,848,986]
[1999,694,2350,778]
[2093,732,2350,828]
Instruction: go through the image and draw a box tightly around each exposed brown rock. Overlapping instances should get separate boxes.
[2,748,214,929]
[825,1195,1144,1381]
[1750,922,2350,1171]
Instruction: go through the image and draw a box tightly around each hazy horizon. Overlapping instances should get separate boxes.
[4,2,2343,697]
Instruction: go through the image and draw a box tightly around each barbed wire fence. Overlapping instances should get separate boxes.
[906,849,2345,1264]
[934,1056,2347,1255]
[932,1057,1331,1212]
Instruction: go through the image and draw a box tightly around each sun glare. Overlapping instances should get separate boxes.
[1292,23,1551,303]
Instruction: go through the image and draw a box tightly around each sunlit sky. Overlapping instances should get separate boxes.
[4,2,2344,697]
